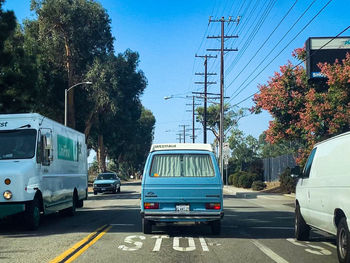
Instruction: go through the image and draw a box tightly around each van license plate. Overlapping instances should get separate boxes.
[176,205,189,211]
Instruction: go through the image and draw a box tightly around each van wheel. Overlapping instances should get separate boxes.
[142,218,152,234]
[295,204,310,241]
[93,191,97,195]
[337,218,350,263]
[25,197,41,230]
[211,220,221,235]
[117,186,121,193]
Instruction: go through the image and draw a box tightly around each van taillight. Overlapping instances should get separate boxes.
[144,202,159,209]
[205,203,221,210]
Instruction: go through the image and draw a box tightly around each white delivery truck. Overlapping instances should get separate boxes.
[0,113,88,229]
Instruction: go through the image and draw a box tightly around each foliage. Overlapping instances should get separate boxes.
[228,172,240,186]
[279,167,297,193]
[258,132,301,158]
[252,48,350,165]
[252,180,266,191]
[228,128,259,171]
[238,172,253,188]
[88,161,99,183]
[196,104,247,142]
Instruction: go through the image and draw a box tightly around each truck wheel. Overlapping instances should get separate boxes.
[295,204,310,241]
[60,193,77,216]
[142,218,152,234]
[337,218,350,263]
[211,220,221,235]
[25,197,41,230]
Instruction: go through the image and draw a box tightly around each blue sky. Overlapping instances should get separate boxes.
[4,0,350,145]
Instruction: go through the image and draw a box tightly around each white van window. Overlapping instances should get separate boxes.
[303,148,317,178]
[150,154,214,177]
[0,129,37,160]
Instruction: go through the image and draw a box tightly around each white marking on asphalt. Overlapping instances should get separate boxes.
[251,227,294,230]
[251,239,289,263]
[110,224,135,226]
[305,244,332,255]
[118,235,146,251]
[287,239,332,256]
[322,242,336,249]
[173,237,196,252]
[199,238,209,252]
[151,235,169,252]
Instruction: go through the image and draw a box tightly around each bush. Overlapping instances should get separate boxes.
[252,180,266,191]
[279,167,297,193]
[238,173,252,188]
[229,172,241,186]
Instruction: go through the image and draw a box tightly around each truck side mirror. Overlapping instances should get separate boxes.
[291,165,301,178]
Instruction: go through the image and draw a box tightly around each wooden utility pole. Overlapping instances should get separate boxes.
[207,16,239,180]
[195,54,217,143]
[186,96,201,143]
[179,125,190,143]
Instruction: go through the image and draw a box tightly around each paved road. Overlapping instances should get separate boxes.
[0,182,339,263]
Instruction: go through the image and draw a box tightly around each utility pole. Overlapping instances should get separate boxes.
[176,133,182,143]
[195,54,217,143]
[186,96,201,143]
[207,16,239,180]
[179,125,190,143]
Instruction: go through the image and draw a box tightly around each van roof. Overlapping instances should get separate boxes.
[314,130,350,147]
[150,143,213,152]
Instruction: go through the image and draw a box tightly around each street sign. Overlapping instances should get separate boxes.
[223,142,230,160]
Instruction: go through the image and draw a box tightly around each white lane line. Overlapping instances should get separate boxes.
[110,224,135,226]
[251,239,289,263]
[199,238,209,252]
[322,242,337,249]
[250,227,294,230]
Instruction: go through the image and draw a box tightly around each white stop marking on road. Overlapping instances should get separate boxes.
[118,235,146,251]
[173,237,196,252]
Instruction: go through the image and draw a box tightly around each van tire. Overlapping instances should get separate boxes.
[142,218,152,234]
[295,204,310,241]
[93,191,97,195]
[337,217,350,263]
[25,197,41,230]
[211,220,221,235]
[117,186,121,193]
[60,193,77,217]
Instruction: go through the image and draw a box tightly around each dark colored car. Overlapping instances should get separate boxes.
[93,172,121,195]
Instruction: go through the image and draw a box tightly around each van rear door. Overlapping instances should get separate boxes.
[142,151,222,219]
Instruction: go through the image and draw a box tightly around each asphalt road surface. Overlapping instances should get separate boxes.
[0,182,339,263]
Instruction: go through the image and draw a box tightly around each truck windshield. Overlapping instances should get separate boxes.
[0,129,37,160]
[150,154,215,177]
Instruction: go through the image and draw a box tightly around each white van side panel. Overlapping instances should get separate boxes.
[305,134,350,235]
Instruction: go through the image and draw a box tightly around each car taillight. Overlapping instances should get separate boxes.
[144,202,159,209]
[205,203,221,210]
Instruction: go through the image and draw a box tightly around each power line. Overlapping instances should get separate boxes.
[229,23,350,108]
[225,0,298,92]
[229,0,333,101]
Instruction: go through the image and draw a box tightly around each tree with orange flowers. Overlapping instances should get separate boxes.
[252,48,350,165]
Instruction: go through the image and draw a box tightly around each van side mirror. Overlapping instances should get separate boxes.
[291,166,301,178]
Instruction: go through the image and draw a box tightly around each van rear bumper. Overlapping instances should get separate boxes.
[141,211,224,221]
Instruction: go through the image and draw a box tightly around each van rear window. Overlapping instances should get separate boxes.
[150,154,214,177]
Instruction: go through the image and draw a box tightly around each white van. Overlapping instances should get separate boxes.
[294,132,350,263]
[0,113,88,229]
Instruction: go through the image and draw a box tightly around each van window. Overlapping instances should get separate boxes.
[303,148,317,178]
[150,154,214,177]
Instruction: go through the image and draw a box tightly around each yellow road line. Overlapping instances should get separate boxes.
[50,224,111,263]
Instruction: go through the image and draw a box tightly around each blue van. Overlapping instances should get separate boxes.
[140,143,223,234]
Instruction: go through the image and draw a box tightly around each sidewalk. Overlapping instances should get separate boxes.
[223,185,296,199]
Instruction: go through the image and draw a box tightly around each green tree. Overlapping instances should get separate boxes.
[228,128,259,171]
[196,104,247,142]
[30,0,114,128]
